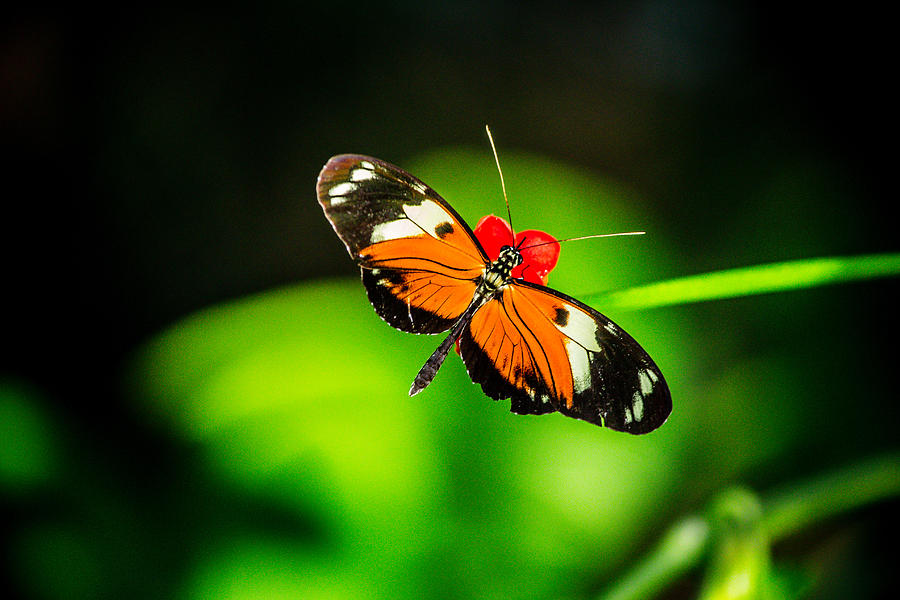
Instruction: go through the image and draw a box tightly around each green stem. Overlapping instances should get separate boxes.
[600,516,710,600]
[597,453,900,600]
[762,452,900,540]
[586,253,900,311]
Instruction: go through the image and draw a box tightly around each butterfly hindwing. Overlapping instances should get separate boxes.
[459,280,671,434]
[360,266,480,334]
[317,155,488,334]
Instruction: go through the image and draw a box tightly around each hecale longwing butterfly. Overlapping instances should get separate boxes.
[317,154,671,434]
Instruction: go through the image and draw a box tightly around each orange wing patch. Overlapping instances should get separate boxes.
[358,235,484,333]
[463,285,577,410]
[359,236,485,279]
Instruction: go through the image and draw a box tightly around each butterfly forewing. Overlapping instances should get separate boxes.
[317,155,488,334]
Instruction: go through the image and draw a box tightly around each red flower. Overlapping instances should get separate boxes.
[455,215,559,355]
[472,215,559,286]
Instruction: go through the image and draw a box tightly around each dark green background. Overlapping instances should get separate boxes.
[3,3,897,599]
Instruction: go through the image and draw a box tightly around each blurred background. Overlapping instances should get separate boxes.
[2,2,898,599]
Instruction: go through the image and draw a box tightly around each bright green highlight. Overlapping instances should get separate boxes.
[591,253,900,311]
[131,281,442,528]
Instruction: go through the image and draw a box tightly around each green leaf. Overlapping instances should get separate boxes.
[598,453,900,600]
[0,379,60,495]
[591,253,900,311]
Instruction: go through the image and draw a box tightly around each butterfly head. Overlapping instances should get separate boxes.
[498,244,524,269]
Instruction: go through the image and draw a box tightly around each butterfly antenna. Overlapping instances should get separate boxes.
[520,231,646,251]
[485,125,514,237]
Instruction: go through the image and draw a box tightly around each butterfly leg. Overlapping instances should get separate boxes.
[409,297,486,396]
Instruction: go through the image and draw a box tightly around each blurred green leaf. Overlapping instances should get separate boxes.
[131,280,443,533]
[601,516,710,600]
[763,453,900,541]
[698,488,772,600]
[183,537,390,600]
[593,253,900,311]
[0,378,60,494]
[599,453,900,600]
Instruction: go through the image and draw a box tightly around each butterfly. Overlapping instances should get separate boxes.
[317,154,671,434]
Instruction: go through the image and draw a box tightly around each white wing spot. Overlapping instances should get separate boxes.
[351,168,376,182]
[623,406,634,424]
[632,392,644,422]
[359,160,375,170]
[403,200,450,231]
[639,369,654,395]
[370,218,422,243]
[411,181,428,194]
[555,308,602,352]
[565,339,592,394]
[329,181,356,197]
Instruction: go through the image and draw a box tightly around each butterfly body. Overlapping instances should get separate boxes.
[480,244,524,293]
[318,154,671,434]
[409,243,524,396]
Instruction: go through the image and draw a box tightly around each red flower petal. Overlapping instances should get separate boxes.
[513,229,559,285]
[473,214,514,261]
[471,216,560,285]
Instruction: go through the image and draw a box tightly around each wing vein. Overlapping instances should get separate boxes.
[512,284,595,351]
[365,255,483,276]
[504,290,558,399]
